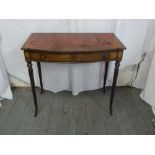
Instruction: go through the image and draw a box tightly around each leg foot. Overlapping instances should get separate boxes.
[40,89,45,94]
[34,109,38,117]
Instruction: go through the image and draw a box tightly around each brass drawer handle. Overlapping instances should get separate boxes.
[102,53,108,59]
[40,54,46,59]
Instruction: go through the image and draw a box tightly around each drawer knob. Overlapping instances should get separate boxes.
[102,53,108,59]
[40,54,45,59]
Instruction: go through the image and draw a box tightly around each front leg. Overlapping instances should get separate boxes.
[103,61,109,93]
[27,61,38,117]
[37,62,44,94]
[109,60,120,115]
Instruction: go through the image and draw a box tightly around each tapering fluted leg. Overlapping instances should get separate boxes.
[103,61,109,93]
[37,62,44,94]
[27,61,38,117]
[110,60,120,115]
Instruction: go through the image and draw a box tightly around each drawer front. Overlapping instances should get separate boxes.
[24,51,123,62]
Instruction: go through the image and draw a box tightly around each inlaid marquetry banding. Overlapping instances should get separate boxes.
[24,51,30,59]
[23,51,123,62]
[116,51,123,60]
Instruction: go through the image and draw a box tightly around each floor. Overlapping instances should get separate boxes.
[0,87,154,135]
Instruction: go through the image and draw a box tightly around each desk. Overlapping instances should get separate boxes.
[21,33,126,117]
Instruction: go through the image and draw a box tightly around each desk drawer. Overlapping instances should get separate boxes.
[24,51,123,62]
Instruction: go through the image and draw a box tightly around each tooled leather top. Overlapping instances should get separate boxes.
[21,33,126,53]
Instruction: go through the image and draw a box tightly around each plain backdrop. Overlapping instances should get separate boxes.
[0,19,149,95]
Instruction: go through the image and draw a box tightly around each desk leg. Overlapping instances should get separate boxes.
[103,61,109,93]
[27,61,38,117]
[37,62,44,94]
[110,60,120,115]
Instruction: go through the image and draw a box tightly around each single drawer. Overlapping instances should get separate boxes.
[24,51,123,62]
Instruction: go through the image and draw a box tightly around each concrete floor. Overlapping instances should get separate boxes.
[0,87,154,135]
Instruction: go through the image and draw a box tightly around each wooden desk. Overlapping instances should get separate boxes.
[21,33,126,117]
